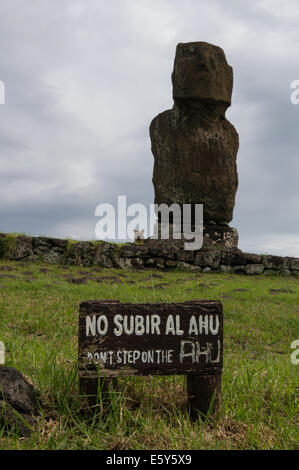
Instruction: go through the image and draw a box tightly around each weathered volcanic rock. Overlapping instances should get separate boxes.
[0,366,39,436]
[150,42,239,225]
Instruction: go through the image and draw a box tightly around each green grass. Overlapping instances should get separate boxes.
[0,259,298,449]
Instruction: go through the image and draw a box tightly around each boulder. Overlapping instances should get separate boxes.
[120,244,149,258]
[12,236,33,260]
[194,249,221,269]
[245,264,264,275]
[0,366,39,436]
[66,241,96,267]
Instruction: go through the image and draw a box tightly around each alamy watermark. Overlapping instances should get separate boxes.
[0,341,4,364]
[290,339,299,365]
[95,196,203,250]
[0,80,5,104]
[290,80,299,105]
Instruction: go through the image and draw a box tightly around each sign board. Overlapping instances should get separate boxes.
[78,300,223,379]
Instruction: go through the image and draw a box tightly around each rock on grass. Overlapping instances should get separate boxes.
[0,366,40,436]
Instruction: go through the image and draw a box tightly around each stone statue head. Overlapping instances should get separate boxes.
[172,42,233,108]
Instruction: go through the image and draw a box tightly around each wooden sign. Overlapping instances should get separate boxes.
[78,300,223,378]
[78,300,223,419]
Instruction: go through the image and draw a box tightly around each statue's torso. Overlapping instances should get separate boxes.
[150,108,239,223]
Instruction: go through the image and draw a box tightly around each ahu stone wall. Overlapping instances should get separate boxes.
[0,233,298,276]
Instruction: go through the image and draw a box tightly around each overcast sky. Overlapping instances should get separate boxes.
[0,0,298,256]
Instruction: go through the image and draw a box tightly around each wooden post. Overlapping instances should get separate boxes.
[186,373,221,420]
[78,300,121,414]
[79,374,118,414]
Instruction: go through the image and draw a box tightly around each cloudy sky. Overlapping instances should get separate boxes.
[0,0,298,256]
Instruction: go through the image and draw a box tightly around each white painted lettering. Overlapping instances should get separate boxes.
[113,314,123,336]
[199,315,209,334]
[209,315,219,335]
[97,315,108,335]
[151,315,161,335]
[165,315,176,335]
[135,315,145,335]
[188,315,198,335]
[175,315,184,335]
[179,340,196,363]
[86,315,96,336]
[123,316,134,335]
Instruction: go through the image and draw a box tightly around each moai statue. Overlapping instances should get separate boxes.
[150,42,239,247]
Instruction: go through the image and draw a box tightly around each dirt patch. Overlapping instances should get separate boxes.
[215,417,249,444]
[66,277,88,285]
[220,293,232,299]
[269,288,293,295]
[198,283,210,288]
[0,274,17,279]
[153,283,169,289]
[0,266,13,272]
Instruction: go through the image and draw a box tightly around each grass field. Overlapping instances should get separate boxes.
[0,259,298,450]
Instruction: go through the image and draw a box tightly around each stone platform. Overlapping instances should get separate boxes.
[0,233,298,276]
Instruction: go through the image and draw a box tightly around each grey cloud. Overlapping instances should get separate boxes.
[0,0,298,255]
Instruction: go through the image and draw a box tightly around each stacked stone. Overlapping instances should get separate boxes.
[0,233,298,276]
